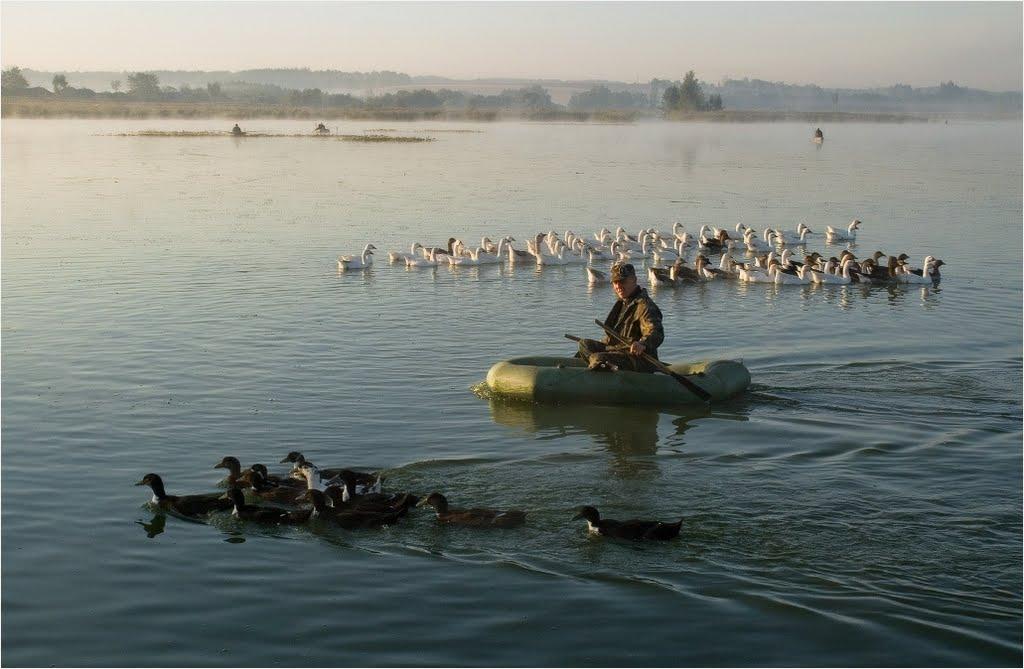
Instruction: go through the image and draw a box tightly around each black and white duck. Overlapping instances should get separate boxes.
[135,473,232,517]
[323,471,419,515]
[416,492,527,528]
[572,505,682,541]
[225,488,312,524]
[279,452,381,492]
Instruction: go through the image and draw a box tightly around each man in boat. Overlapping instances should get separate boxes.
[576,263,664,373]
[315,122,329,134]
[232,123,243,136]
[814,127,824,140]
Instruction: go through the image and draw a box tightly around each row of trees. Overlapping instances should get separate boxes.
[3,66,727,114]
[568,85,649,111]
[662,71,723,111]
[1,68,563,112]
[3,67,164,101]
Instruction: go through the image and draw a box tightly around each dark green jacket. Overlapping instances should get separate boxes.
[603,287,665,358]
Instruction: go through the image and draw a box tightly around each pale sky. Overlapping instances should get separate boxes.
[2,1,1021,90]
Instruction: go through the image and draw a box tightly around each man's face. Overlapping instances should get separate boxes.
[612,275,637,300]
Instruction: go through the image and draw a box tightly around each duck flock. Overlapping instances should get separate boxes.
[338,219,944,287]
[137,452,682,541]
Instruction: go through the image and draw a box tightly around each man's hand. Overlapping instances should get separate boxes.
[629,341,645,356]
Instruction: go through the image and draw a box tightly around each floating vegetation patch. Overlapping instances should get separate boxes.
[112,131,433,142]
[339,134,433,142]
[119,130,246,137]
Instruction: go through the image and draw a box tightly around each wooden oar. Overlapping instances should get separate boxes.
[592,320,713,402]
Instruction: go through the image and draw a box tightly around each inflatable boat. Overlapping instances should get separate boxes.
[485,356,750,407]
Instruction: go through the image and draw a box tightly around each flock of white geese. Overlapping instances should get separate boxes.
[337,219,944,287]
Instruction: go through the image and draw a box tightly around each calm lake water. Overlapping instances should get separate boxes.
[2,118,1021,667]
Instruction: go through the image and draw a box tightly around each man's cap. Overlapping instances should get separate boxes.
[610,263,636,282]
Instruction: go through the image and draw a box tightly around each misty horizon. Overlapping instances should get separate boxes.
[8,66,1024,95]
[2,2,1021,92]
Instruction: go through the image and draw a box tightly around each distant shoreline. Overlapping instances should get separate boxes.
[3,97,1017,122]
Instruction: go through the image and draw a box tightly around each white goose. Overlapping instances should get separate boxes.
[810,258,850,285]
[564,240,590,264]
[476,237,510,265]
[406,248,441,268]
[338,244,376,271]
[741,262,774,283]
[611,239,649,262]
[448,247,487,266]
[675,231,695,248]
[896,256,935,284]
[771,262,811,285]
[826,219,861,243]
[718,253,741,279]
[534,242,571,266]
[651,238,682,264]
[739,251,775,282]
[388,243,423,263]
[774,224,814,245]
[744,229,772,253]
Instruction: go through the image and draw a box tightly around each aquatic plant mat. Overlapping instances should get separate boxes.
[113,131,434,142]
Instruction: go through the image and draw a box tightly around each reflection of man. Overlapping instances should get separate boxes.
[576,263,664,372]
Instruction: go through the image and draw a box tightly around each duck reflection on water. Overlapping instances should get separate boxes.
[135,512,167,538]
[488,399,749,479]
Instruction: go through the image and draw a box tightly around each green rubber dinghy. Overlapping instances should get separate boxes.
[486,357,750,407]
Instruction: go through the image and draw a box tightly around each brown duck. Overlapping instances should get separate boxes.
[417,492,526,528]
